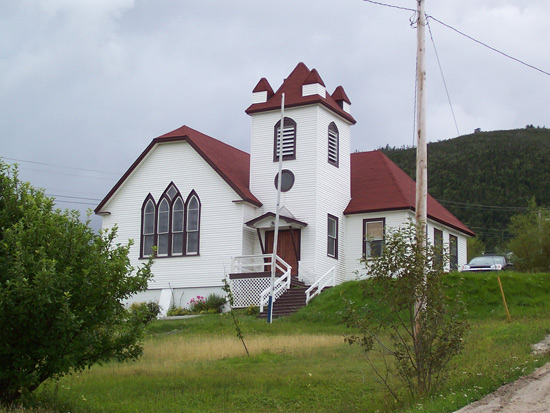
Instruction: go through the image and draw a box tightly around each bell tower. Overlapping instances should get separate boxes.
[245,63,355,280]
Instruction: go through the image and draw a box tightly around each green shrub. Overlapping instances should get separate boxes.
[206,293,227,313]
[0,161,154,403]
[166,306,188,316]
[246,305,259,316]
[129,301,161,323]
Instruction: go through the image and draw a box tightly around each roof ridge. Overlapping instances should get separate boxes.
[158,124,250,156]
[95,125,262,214]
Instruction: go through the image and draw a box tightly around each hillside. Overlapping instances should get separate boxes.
[381,127,550,250]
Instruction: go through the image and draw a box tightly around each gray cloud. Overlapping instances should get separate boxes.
[1,0,548,229]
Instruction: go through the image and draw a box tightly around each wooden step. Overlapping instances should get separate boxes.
[258,286,307,318]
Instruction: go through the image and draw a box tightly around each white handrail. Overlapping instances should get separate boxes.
[230,254,273,274]
[305,266,335,305]
[259,256,292,313]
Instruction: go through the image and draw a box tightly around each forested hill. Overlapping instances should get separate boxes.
[381,127,550,250]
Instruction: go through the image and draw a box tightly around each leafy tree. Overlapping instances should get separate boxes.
[508,208,550,272]
[467,237,485,261]
[382,127,550,250]
[344,223,468,400]
[0,162,153,403]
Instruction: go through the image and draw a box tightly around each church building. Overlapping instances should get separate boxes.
[95,63,473,314]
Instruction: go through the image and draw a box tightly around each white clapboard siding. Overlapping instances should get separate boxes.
[249,104,353,284]
[312,106,352,284]
[345,210,470,279]
[101,140,250,290]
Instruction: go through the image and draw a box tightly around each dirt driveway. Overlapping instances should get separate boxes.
[456,336,550,412]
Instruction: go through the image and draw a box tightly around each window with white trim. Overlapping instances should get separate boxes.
[327,214,338,258]
[328,122,339,166]
[363,218,385,258]
[273,117,296,161]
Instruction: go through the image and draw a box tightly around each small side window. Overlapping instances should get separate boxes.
[449,235,458,270]
[327,215,338,258]
[434,228,443,267]
[364,219,385,258]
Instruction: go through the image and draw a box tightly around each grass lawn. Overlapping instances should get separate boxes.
[8,272,550,412]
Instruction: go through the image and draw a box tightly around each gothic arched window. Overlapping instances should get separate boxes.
[140,184,201,258]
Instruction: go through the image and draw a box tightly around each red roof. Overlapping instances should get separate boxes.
[252,77,274,97]
[246,63,356,124]
[345,150,474,236]
[303,68,325,86]
[332,86,351,105]
[94,125,261,213]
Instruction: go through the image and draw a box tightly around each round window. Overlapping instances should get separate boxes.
[274,169,295,192]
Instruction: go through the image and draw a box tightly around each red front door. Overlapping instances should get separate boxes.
[265,229,300,276]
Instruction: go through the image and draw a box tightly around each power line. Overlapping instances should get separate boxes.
[361,0,550,77]
[20,167,118,181]
[427,15,550,77]
[437,199,531,211]
[47,188,105,196]
[46,193,103,202]
[362,0,415,13]
[52,199,98,207]
[426,19,460,136]
[2,156,121,176]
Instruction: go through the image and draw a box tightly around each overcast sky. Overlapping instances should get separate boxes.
[1,0,549,229]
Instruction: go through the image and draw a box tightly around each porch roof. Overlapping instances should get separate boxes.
[246,212,308,229]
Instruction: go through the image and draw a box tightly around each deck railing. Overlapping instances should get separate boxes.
[228,254,291,310]
[305,266,335,305]
[259,260,292,313]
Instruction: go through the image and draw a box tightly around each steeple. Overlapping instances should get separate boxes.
[246,63,355,125]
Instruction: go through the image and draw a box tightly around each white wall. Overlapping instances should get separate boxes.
[313,106,352,284]
[344,210,470,279]
[249,105,353,283]
[101,140,249,291]
[427,221,469,271]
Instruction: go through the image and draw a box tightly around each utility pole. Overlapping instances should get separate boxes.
[415,0,427,235]
[414,0,427,336]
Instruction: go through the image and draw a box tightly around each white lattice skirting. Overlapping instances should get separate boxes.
[229,276,271,308]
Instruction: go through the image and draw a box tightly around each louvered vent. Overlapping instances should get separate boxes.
[328,123,339,166]
[273,117,296,161]
[276,126,295,158]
